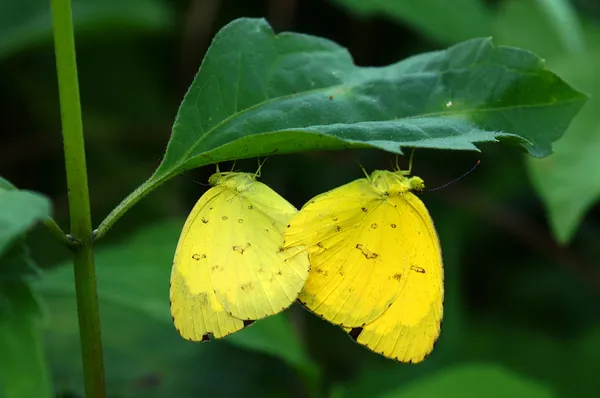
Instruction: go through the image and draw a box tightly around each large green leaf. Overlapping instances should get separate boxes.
[379,363,554,398]
[96,18,586,239]
[157,18,584,181]
[37,221,315,374]
[330,0,493,45]
[0,0,173,60]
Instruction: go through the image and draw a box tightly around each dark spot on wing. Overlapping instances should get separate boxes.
[278,246,284,253]
[192,253,206,261]
[410,266,426,274]
[355,243,378,259]
[393,273,402,281]
[348,327,363,340]
[241,282,253,291]
[333,217,338,221]
[211,264,223,271]
[335,225,341,232]
[361,207,368,212]
[317,242,324,248]
[238,219,243,223]
[276,269,283,276]
[248,204,253,209]
[222,216,228,220]
[371,223,378,229]
[391,224,397,228]
[201,217,208,224]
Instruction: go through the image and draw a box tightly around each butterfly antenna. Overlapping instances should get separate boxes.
[428,160,481,192]
[255,157,268,178]
[179,173,210,187]
[406,148,416,175]
[357,161,371,181]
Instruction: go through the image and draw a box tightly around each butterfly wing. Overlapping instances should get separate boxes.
[170,186,245,340]
[284,178,405,327]
[208,176,310,320]
[346,191,443,363]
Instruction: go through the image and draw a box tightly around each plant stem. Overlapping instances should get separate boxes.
[50,1,106,397]
[94,172,171,241]
[43,217,79,248]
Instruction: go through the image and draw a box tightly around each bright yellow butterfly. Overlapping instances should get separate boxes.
[170,168,310,341]
[284,163,443,363]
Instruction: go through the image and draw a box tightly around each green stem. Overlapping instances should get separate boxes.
[43,217,79,248]
[93,172,171,241]
[50,1,106,397]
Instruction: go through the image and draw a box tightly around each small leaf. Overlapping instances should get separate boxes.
[379,363,555,398]
[330,0,493,44]
[38,221,316,373]
[0,0,173,60]
[0,184,51,257]
[155,18,585,186]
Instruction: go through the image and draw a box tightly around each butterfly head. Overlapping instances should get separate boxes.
[208,171,256,190]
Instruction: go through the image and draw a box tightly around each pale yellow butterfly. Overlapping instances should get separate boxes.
[284,156,443,363]
[170,165,310,341]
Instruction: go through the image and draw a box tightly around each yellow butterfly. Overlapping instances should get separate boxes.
[284,157,443,363]
[170,166,310,341]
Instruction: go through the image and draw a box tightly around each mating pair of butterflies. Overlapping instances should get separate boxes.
[170,163,443,363]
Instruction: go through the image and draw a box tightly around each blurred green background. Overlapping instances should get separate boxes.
[2,0,600,397]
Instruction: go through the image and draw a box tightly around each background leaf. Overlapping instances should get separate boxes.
[330,0,493,45]
[0,0,173,60]
[0,280,51,398]
[0,186,51,256]
[489,0,600,244]
[36,220,317,395]
[378,363,555,398]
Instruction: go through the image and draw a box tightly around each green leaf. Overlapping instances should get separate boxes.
[0,280,51,398]
[41,291,300,397]
[156,18,585,184]
[379,363,555,398]
[38,221,316,373]
[493,0,600,243]
[0,0,173,60]
[330,0,493,45]
[0,186,51,257]
[527,52,600,243]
